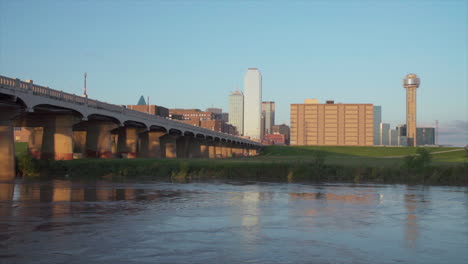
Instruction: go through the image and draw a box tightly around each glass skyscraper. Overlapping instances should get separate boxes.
[373,106,382,145]
[262,101,275,135]
[228,91,244,135]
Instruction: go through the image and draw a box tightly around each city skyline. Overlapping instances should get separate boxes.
[0,0,466,145]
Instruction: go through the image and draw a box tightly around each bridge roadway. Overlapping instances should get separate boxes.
[0,75,262,181]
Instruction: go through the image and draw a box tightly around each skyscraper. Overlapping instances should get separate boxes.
[262,101,275,135]
[373,106,382,145]
[228,91,244,135]
[380,123,390,145]
[243,68,262,140]
[403,73,420,147]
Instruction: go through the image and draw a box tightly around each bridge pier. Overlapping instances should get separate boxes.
[72,130,87,159]
[215,142,223,158]
[0,108,19,181]
[117,127,139,158]
[146,131,166,158]
[188,137,202,158]
[160,134,177,158]
[207,141,216,159]
[40,115,80,160]
[176,136,190,158]
[26,127,43,159]
[221,143,231,158]
[199,139,209,158]
[86,121,119,158]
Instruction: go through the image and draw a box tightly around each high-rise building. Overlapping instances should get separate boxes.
[403,73,420,146]
[380,123,390,145]
[228,91,244,135]
[373,106,382,145]
[389,129,398,146]
[396,124,408,146]
[243,68,262,140]
[416,127,435,146]
[262,101,275,135]
[206,108,229,122]
[290,99,374,146]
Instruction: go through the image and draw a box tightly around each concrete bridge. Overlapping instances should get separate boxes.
[0,75,262,181]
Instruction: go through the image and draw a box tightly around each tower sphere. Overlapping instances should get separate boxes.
[403,73,420,88]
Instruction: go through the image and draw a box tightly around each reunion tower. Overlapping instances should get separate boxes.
[403,73,420,147]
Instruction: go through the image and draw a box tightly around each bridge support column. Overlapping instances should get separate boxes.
[188,137,201,158]
[117,127,139,158]
[86,121,119,158]
[221,143,229,158]
[0,108,19,181]
[26,127,43,159]
[199,139,209,158]
[176,136,190,158]
[41,115,80,160]
[232,146,241,157]
[145,131,166,158]
[207,141,216,159]
[72,130,86,159]
[215,142,223,158]
[160,134,177,158]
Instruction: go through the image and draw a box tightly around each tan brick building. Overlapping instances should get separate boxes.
[290,100,373,146]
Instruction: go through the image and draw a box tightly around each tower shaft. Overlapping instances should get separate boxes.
[403,73,420,147]
[406,86,417,146]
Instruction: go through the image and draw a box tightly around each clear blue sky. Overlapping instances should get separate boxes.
[1,0,466,145]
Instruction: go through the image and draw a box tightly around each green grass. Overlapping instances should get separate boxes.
[260,145,461,157]
[256,145,467,167]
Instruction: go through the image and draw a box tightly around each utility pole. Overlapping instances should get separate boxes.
[83,72,88,98]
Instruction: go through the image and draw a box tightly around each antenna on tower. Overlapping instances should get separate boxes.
[83,72,88,98]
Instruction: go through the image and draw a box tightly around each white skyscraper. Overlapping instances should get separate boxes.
[228,91,244,135]
[243,68,262,140]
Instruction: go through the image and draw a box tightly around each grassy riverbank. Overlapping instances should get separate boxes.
[15,144,468,185]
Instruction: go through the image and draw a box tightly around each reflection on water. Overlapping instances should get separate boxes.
[0,181,467,264]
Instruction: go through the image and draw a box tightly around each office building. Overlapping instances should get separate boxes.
[262,101,275,135]
[403,73,421,146]
[228,91,244,135]
[389,129,398,146]
[272,124,290,144]
[396,124,408,146]
[264,134,287,145]
[127,105,169,118]
[380,123,390,145]
[417,127,435,146]
[373,106,382,145]
[243,68,262,140]
[290,99,374,146]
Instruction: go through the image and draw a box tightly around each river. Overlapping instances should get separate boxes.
[0,180,467,263]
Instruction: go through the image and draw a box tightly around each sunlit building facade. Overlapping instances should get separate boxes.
[290,100,374,146]
[262,101,275,135]
[243,68,262,140]
[228,91,244,135]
